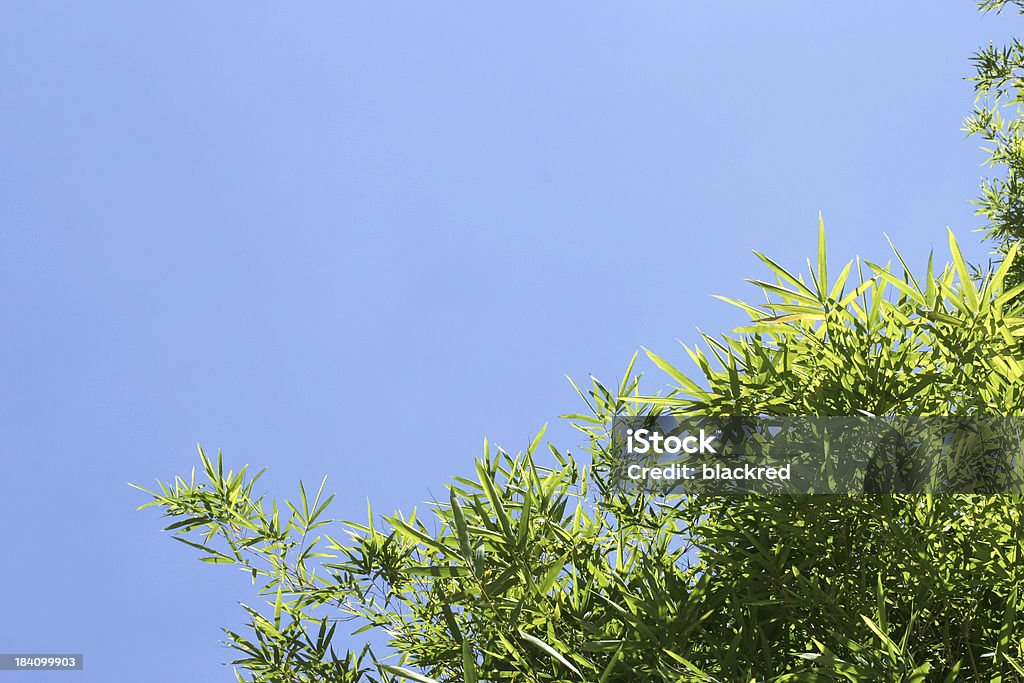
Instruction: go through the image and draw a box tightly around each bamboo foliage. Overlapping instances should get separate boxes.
[136,228,1024,681]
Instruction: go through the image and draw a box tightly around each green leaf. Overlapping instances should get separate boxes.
[378,665,442,683]
[643,348,705,395]
[449,489,473,563]
[518,629,582,677]
[462,640,479,683]
[817,212,828,300]
[948,228,979,309]
[538,552,569,595]
[272,583,283,628]
[475,460,513,541]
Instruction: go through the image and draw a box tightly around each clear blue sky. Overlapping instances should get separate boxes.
[0,2,1015,680]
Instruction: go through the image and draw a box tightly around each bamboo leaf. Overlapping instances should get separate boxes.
[518,629,582,677]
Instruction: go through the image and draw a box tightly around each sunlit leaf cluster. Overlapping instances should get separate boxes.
[641,222,1024,417]
[966,0,1024,284]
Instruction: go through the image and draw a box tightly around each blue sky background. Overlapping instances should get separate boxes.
[0,2,1017,680]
